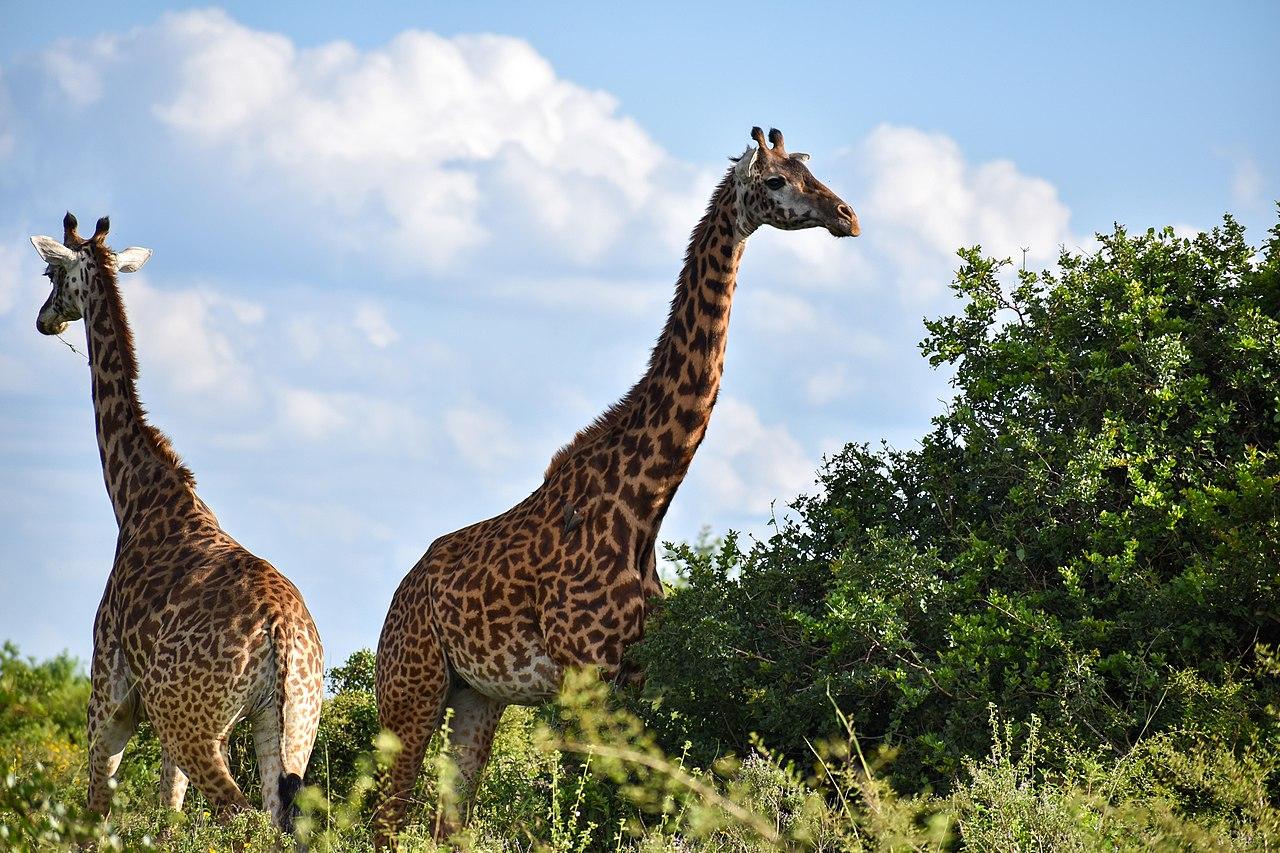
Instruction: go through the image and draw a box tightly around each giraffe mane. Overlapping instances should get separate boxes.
[88,238,197,488]
[543,166,738,481]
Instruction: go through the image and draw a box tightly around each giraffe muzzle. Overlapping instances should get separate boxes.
[36,315,68,336]
[824,202,860,238]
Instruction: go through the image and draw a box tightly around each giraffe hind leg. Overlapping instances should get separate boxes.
[252,711,287,830]
[373,621,451,850]
[163,736,251,818]
[159,749,190,811]
[252,701,314,833]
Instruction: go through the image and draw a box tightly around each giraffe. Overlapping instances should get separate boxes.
[29,213,324,832]
[373,127,859,846]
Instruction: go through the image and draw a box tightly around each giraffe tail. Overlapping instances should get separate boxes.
[279,771,304,832]
[270,619,316,833]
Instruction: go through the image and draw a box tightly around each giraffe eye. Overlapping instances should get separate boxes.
[764,177,786,190]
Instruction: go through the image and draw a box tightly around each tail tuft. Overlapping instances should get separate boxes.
[279,772,304,832]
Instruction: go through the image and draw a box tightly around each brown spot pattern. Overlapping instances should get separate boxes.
[35,217,325,831]
[373,128,859,847]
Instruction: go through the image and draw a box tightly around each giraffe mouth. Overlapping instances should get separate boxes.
[827,218,860,238]
[36,317,68,336]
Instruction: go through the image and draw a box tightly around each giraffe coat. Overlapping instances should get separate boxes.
[31,215,324,832]
[373,127,859,847]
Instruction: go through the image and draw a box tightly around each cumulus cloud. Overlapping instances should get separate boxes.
[1,10,1092,665]
[278,386,426,449]
[279,387,349,441]
[858,124,1074,302]
[353,303,398,348]
[692,396,815,516]
[123,279,263,407]
[40,9,701,269]
[1228,152,1264,208]
[804,363,859,405]
[0,239,39,317]
[444,401,521,473]
[39,33,119,107]
[745,290,818,335]
[491,275,670,316]
[0,71,14,159]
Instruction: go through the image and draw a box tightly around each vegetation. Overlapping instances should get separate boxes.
[2,215,1277,849]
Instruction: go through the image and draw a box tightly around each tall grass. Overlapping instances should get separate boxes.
[2,646,1276,851]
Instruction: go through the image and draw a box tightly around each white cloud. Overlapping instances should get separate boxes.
[123,279,262,406]
[40,33,118,107]
[0,240,38,317]
[805,363,859,405]
[490,275,669,316]
[0,70,14,159]
[277,386,426,448]
[256,498,395,546]
[744,290,817,335]
[1229,153,1264,207]
[71,9,697,269]
[748,213,875,291]
[693,396,814,515]
[0,10,1093,666]
[280,387,349,441]
[444,401,520,473]
[859,124,1074,302]
[353,303,398,348]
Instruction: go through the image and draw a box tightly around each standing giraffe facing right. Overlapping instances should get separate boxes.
[29,214,324,832]
[375,127,859,847]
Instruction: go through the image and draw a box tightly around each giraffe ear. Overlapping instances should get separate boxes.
[790,152,811,163]
[114,247,153,274]
[30,235,77,266]
[736,146,761,176]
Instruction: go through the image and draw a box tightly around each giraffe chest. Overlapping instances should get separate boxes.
[451,638,564,704]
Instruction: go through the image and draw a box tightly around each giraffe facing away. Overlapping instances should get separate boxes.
[30,214,324,832]
[373,127,859,846]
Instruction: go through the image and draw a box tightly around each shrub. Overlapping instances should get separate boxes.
[634,215,1280,804]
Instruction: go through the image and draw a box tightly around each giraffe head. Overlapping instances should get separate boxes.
[31,213,152,335]
[732,127,859,239]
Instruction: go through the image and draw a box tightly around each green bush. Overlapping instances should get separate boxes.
[311,648,381,801]
[634,216,1280,801]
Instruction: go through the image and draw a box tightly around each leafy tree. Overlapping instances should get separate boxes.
[634,215,1280,791]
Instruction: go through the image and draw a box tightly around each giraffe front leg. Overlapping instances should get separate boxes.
[86,650,140,817]
[437,686,505,840]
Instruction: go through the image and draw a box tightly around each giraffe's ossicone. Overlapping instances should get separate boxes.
[373,127,859,848]
[30,213,324,832]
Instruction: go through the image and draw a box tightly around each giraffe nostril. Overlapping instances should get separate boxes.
[837,204,853,220]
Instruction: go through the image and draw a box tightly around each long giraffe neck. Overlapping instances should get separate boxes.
[618,170,749,522]
[80,243,196,528]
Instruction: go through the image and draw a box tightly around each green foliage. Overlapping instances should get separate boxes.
[634,217,1280,801]
[0,642,90,783]
[312,648,381,801]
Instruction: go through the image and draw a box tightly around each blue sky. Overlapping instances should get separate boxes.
[1,2,1276,668]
